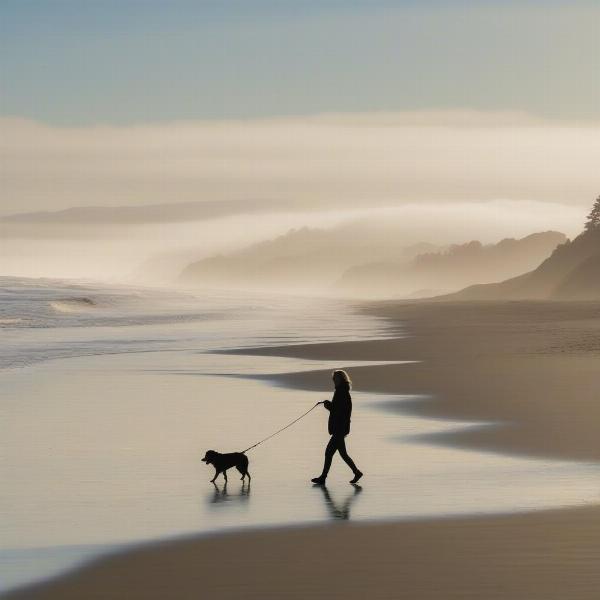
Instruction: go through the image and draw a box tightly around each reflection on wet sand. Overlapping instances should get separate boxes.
[314,484,363,520]
[207,481,251,506]
[206,479,362,522]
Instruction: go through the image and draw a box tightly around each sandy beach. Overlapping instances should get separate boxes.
[243,300,600,462]
[5,300,600,599]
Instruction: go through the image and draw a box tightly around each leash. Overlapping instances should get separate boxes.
[241,401,322,454]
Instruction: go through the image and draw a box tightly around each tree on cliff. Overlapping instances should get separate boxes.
[584,195,600,232]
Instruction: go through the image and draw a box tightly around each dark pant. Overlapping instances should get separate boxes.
[320,435,359,478]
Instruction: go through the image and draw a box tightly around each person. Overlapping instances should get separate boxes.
[311,369,363,485]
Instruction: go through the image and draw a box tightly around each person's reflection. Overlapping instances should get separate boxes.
[314,483,362,520]
[208,481,251,506]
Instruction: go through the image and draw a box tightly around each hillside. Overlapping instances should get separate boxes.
[337,231,566,298]
[447,227,600,300]
[179,224,566,297]
[179,224,440,291]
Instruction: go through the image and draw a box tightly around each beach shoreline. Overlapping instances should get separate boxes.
[5,299,600,599]
[228,300,600,462]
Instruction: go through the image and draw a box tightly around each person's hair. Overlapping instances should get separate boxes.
[333,369,352,389]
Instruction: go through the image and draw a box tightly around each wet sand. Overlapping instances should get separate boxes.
[4,507,600,600]
[237,301,600,462]
[5,300,600,599]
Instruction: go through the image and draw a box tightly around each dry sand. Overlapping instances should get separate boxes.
[5,301,600,600]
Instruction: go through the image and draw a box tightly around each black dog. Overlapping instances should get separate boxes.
[201,450,251,483]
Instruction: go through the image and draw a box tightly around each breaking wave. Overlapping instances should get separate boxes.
[0,318,23,325]
[49,297,98,314]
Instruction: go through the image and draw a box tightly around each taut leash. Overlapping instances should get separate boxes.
[241,401,322,454]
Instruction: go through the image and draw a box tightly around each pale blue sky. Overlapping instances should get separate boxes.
[1,0,599,125]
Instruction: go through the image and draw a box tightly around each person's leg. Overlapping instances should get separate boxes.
[338,437,363,482]
[337,437,359,474]
[312,436,337,483]
[321,436,338,477]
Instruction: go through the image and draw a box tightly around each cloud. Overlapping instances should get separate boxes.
[1,111,599,218]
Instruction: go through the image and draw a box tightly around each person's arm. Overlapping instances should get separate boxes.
[323,388,339,410]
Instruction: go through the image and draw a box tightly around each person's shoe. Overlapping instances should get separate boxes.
[349,470,363,484]
[311,476,326,485]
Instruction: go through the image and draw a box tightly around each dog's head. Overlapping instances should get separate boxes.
[201,450,219,465]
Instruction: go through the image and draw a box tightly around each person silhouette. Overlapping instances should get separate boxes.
[311,369,363,485]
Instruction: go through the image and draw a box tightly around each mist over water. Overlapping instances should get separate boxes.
[0,201,586,296]
[1,210,350,281]
[2,111,596,293]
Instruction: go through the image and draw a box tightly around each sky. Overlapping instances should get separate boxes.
[1,0,599,125]
[0,1,599,223]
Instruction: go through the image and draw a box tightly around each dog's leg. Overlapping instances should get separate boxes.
[236,465,246,481]
[223,469,228,483]
[211,469,219,483]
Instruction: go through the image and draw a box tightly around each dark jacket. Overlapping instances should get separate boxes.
[324,382,352,436]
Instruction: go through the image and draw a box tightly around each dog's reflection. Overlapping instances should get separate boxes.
[208,480,251,506]
[314,483,362,520]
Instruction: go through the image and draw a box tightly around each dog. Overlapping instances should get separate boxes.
[201,450,251,483]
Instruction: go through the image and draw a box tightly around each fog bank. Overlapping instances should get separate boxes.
[2,111,599,216]
[0,200,585,283]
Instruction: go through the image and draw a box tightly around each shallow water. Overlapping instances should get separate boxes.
[2,279,600,593]
[0,278,393,370]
